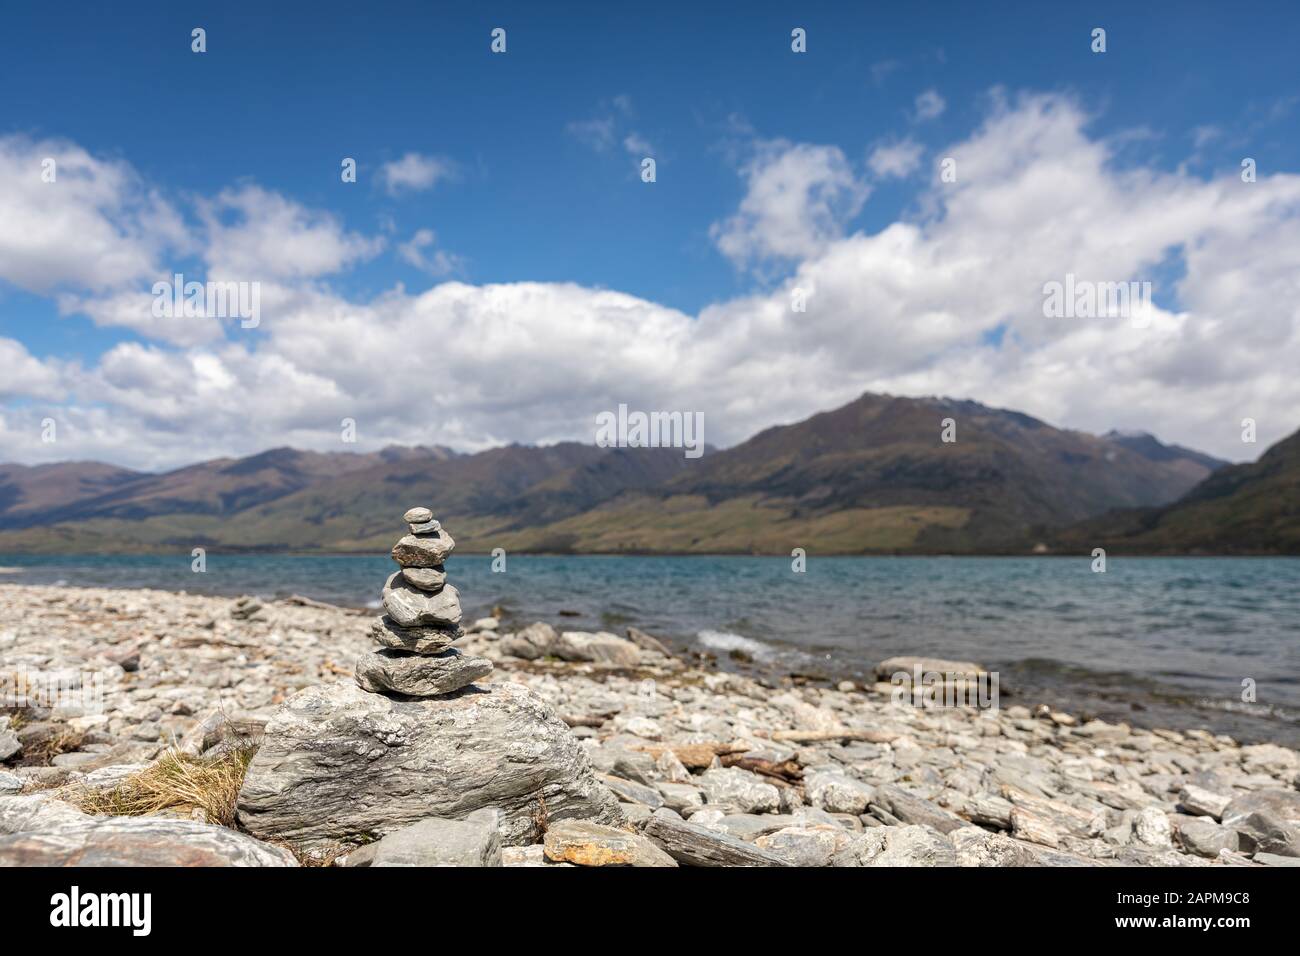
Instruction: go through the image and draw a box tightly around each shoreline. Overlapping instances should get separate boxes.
[2,582,1298,867]
[0,572,1294,750]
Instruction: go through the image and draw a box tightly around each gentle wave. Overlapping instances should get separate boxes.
[696,629,775,659]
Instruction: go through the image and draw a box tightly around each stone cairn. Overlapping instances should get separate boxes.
[354,507,494,697]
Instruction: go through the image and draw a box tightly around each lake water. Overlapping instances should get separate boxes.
[2,553,1297,746]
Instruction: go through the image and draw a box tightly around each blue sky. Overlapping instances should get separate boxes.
[1,2,1298,468]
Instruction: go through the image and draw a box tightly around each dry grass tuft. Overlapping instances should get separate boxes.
[75,743,257,827]
[23,727,85,765]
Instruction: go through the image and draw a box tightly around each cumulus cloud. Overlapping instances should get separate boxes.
[4,93,1300,470]
[0,135,190,294]
[377,153,456,195]
[711,141,869,269]
[868,138,924,178]
[0,338,66,401]
[199,185,384,281]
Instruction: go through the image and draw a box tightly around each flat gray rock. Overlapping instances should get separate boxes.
[0,796,295,867]
[403,507,434,524]
[599,774,664,809]
[400,566,447,592]
[382,573,462,628]
[369,615,460,654]
[1222,790,1300,856]
[655,782,704,814]
[237,681,625,850]
[1178,820,1240,858]
[872,784,968,834]
[875,656,985,679]
[625,626,671,656]
[1178,783,1232,820]
[391,531,456,567]
[698,812,797,842]
[371,808,502,867]
[1222,789,1300,829]
[1254,852,1300,867]
[642,813,789,867]
[355,647,491,697]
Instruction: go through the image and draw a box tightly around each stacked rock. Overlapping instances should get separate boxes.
[354,507,493,697]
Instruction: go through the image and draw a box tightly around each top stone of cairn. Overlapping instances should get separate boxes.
[402,506,441,535]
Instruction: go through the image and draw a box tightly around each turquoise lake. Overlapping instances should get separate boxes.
[2,553,1297,745]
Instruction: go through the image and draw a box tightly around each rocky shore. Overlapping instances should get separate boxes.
[2,581,1298,867]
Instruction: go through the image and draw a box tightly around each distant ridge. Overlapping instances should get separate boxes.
[1054,427,1300,554]
[0,392,1239,555]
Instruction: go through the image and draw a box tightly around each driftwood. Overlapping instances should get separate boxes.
[560,712,616,729]
[281,594,341,610]
[719,753,803,784]
[629,742,748,770]
[759,728,898,744]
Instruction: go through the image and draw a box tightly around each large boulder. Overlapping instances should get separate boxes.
[236,681,624,851]
[553,631,641,666]
[0,795,295,867]
[500,622,558,660]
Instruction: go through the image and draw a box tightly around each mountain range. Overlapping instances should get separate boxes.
[0,391,1292,555]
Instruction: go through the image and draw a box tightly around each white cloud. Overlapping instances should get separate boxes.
[711,141,869,269]
[0,135,190,294]
[914,89,946,121]
[397,229,463,276]
[199,185,384,281]
[0,338,66,401]
[569,98,654,161]
[55,287,224,348]
[868,138,924,178]
[377,153,456,195]
[4,94,1300,470]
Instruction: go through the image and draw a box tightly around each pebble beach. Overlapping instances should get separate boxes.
[2,579,1298,867]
